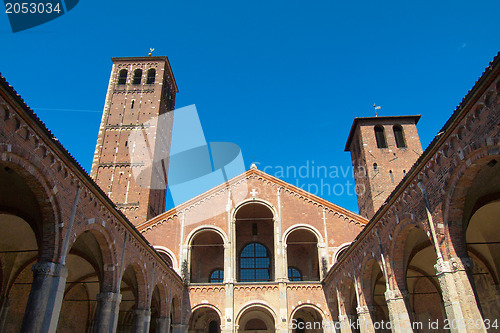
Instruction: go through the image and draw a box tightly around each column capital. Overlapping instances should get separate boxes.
[384,288,409,301]
[32,261,68,278]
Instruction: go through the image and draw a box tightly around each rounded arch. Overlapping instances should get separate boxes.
[185,225,229,246]
[443,148,500,259]
[69,223,118,291]
[191,304,224,321]
[236,301,278,331]
[188,305,222,333]
[154,246,178,270]
[332,242,351,264]
[289,303,326,323]
[285,226,321,281]
[188,228,225,283]
[232,198,278,221]
[0,152,61,261]
[282,224,324,245]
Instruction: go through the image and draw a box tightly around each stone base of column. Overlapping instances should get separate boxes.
[156,316,171,333]
[93,292,122,333]
[172,323,188,333]
[134,308,151,333]
[384,289,413,333]
[21,261,68,333]
[357,306,375,333]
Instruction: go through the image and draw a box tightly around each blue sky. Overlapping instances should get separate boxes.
[1,0,499,213]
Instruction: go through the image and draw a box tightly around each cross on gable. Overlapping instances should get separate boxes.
[250,189,258,197]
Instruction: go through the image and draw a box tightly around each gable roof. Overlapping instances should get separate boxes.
[137,167,368,230]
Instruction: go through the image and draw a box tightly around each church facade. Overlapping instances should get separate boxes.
[0,52,499,333]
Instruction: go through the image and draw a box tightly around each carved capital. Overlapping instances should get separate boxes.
[32,261,68,278]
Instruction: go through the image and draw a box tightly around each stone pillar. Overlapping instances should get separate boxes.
[21,261,68,333]
[356,306,375,333]
[172,323,188,333]
[384,289,413,333]
[435,257,487,333]
[0,296,11,332]
[156,316,170,333]
[134,308,151,333]
[93,292,122,333]
[338,314,353,333]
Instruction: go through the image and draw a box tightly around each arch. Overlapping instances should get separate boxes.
[360,256,390,331]
[239,242,271,282]
[332,243,351,264]
[188,305,222,333]
[209,268,224,283]
[393,125,407,148]
[132,69,143,85]
[154,246,178,269]
[236,301,278,332]
[186,225,229,246]
[234,201,276,282]
[289,303,326,323]
[285,227,320,281]
[232,198,278,221]
[282,224,324,245]
[374,125,387,148]
[118,69,128,85]
[189,229,224,283]
[0,154,61,262]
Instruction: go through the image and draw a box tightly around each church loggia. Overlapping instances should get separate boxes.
[0,52,499,333]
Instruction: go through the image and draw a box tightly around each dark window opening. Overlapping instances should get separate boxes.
[373,163,378,171]
[147,68,156,84]
[118,69,128,85]
[131,100,135,109]
[239,243,270,282]
[374,125,387,148]
[393,125,407,148]
[288,267,302,281]
[209,269,224,283]
[132,69,142,85]
[389,170,394,183]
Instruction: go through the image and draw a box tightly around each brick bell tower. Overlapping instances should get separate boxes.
[345,115,423,219]
[91,56,178,225]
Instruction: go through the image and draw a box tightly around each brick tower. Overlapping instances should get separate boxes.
[345,115,423,219]
[91,56,178,225]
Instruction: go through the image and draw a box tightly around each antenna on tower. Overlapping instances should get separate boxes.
[373,103,381,117]
[148,48,155,56]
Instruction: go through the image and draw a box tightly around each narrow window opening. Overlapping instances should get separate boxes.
[118,69,127,85]
[393,125,407,148]
[132,69,142,85]
[131,100,135,109]
[374,125,388,148]
[147,68,156,84]
[403,170,406,175]
[373,163,378,172]
[389,170,394,183]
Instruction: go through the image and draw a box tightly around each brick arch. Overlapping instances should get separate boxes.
[338,276,357,316]
[332,242,351,264]
[359,255,383,306]
[189,304,223,322]
[388,220,428,290]
[235,301,278,328]
[151,282,169,317]
[0,151,61,262]
[69,223,118,292]
[289,303,326,322]
[442,147,500,260]
[282,224,324,244]
[170,294,182,325]
[232,198,278,221]
[121,260,149,309]
[185,225,228,246]
[153,246,178,270]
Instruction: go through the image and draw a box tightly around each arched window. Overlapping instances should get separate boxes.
[393,125,407,148]
[147,68,156,84]
[209,269,224,283]
[132,69,142,85]
[118,69,127,85]
[374,125,387,148]
[239,243,270,282]
[389,170,394,183]
[288,267,302,281]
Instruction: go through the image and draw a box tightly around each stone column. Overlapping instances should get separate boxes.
[384,289,413,333]
[156,316,170,333]
[134,308,151,333]
[172,323,188,333]
[338,314,353,333]
[435,257,487,333]
[356,306,375,333]
[93,292,122,333]
[21,261,68,333]
[0,296,11,332]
